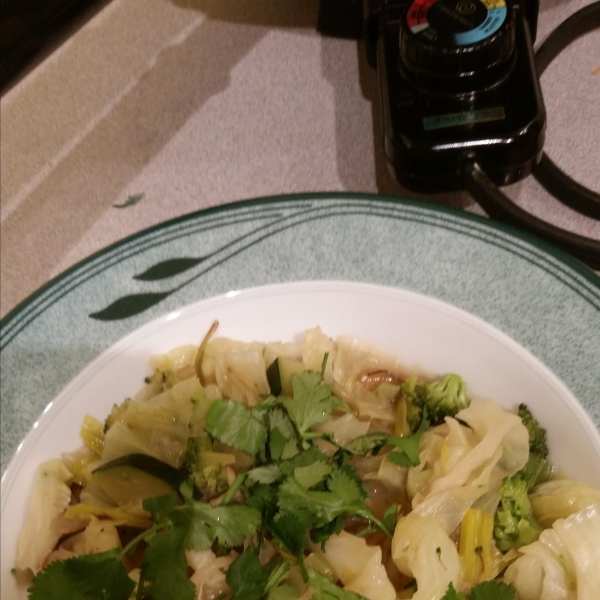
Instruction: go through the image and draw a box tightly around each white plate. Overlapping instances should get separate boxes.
[2,281,600,598]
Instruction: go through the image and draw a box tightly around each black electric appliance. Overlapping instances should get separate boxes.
[319,0,600,268]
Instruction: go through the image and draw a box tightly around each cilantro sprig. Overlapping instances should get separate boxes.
[27,550,135,600]
[26,365,433,600]
[441,581,517,600]
[225,544,297,600]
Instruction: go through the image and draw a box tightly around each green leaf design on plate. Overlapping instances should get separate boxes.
[113,193,145,209]
[89,292,172,320]
[134,257,207,281]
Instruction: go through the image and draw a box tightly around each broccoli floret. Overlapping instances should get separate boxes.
[518,404,548,459]
[402,374,470,430]
[181,438,228,500]
[515,404,551,491]
[494,476,543,552]
[181,437,202,478]
[194,464,229,498]
[518,452,552,491]
[493,405,551,552]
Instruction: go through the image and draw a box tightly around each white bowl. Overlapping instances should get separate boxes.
[2,281,599,599]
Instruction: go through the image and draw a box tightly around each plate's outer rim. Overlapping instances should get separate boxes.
[1,193,599,482]
[3,280,600,501]
[2,281,600,600]
[2,192,599,331]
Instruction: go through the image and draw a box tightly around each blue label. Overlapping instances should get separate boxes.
[453,7,507,45]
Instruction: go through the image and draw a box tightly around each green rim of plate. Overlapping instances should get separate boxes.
[2,191,600,475]
[2,192,599,332]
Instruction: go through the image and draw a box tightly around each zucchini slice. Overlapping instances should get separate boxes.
[266,357,305,396]
[90,454,185,505]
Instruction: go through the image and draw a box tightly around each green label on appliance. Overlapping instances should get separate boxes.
[423,106,505,130]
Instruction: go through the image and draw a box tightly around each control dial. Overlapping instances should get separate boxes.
[400,0,516,81]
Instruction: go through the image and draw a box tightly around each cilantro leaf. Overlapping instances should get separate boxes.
[440,582,465,600]
[282,373,344,437]
[279,447,330,477]
[174,502,262,550]
[206,400,268,455]
[140,497,261,600]
[227,546,295,600]
[386,451,416,467]
[246,483,279,517]
[141,525,195,600]
[327,465,367,501]
[268,514,310,580]
[143,492,178,520]
[344,433,388,456]
[268,584,299,600]
[268,514,310,557]
[269,408,299,460]
[386,410,430,467]
[382,504,398,533]
[227,545,268,600]
[28,550,135,600]
[247,464,282,486]
[294,462,333,489]
[470,581,516,600]
[310,516,345,546]
[307,569,368,600]
[278,476,373,529]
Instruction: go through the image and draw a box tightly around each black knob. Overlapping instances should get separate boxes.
[400,0,516,84]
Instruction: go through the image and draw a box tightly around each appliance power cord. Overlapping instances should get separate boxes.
[461,1,600,268]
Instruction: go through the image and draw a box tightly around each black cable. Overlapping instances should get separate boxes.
[533,1,600,219]
[460,2,600,268]
[462,161,600,269]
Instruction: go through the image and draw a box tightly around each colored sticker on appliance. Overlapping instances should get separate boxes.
[406,0,507,46]
[423,106,506,130]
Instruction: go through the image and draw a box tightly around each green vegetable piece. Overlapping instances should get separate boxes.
[294,462,333,489]
[143,492,178,520]
[138,489,262,600]
[27,550,135,600]
[247,464,283,486]
[307,569,368,600]
[88,454,185,507]
[277,473,376,535]
[344,433,388,456]
[470,580,516,600]
[517,452,552,492]
[382,504,398,533]
[227,545,294,600]
[327,465,366,502]
[402,374,469,430]
[518,404,549,459]
[494,477,543,552]
[282,372,345,438]
[279,447,330,477]
[268,514,310,579]
[267,357,305,396]
[310,516,345,546]
[268,584,299,600]
[386,409,430,467]
[141,524,196,600]
[206,399,268,455]
[265,560,291,593]
[227,545,269,600]
[246,483,279,518]
[269,408,299,461]
[440,582,466,600]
